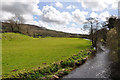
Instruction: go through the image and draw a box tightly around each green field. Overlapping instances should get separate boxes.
[2,33,91,77]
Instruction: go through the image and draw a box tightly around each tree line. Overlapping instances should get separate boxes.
[84,16,120,49]
[1,14,88,38]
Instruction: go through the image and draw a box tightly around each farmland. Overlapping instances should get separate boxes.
[2,33,91,78]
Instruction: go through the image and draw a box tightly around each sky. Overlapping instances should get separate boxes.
[0,0,120,34]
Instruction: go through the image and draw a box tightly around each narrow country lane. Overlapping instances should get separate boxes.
[62,43,117,80]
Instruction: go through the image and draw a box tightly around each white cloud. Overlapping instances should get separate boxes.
[66,5,76,9]
[103,0,119,9]
[0,0,44,27]
[0,11,14,21]
[72,9,88,24]
[1,0,42,15]
[41,5,72,25]
[38,21,48,27]
[22,14,34,24]
[55,2,63,8]
[111,0,119,9]
[78,0,107,11]
[66,27,88,34]
[90,12,98,18]
[78,0,119,11]
[46,24,88,34]
[99,11,110,21]
[2,1,116,34]
[0,0,89,34]
[0,0,42,22]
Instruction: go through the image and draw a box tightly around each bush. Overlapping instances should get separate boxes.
[75,59,83,66]
[39,67,51,75]
[60,59,75,68]
[49,63,59,73]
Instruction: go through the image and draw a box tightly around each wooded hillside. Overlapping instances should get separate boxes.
[1,22,88,38]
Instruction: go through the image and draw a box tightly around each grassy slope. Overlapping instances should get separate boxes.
[2,33,91,76]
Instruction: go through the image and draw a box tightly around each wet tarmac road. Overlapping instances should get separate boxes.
[62,43,119,80]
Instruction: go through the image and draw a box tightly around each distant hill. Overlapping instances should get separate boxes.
[1,22,89,38]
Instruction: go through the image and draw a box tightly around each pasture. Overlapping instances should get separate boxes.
[2,33,91,77]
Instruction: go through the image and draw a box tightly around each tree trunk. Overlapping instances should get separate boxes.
[90,22,94,47]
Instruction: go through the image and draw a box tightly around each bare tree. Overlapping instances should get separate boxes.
[84,17,99,48]
[5,14,25,32]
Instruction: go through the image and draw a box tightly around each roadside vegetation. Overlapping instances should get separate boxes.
[106,17,120,63]
[2,33,92,79]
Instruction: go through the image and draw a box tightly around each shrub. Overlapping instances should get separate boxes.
[49,63,59,73]
[60,59,75,68]
[75,59,83,66]
[39,67,51,75]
